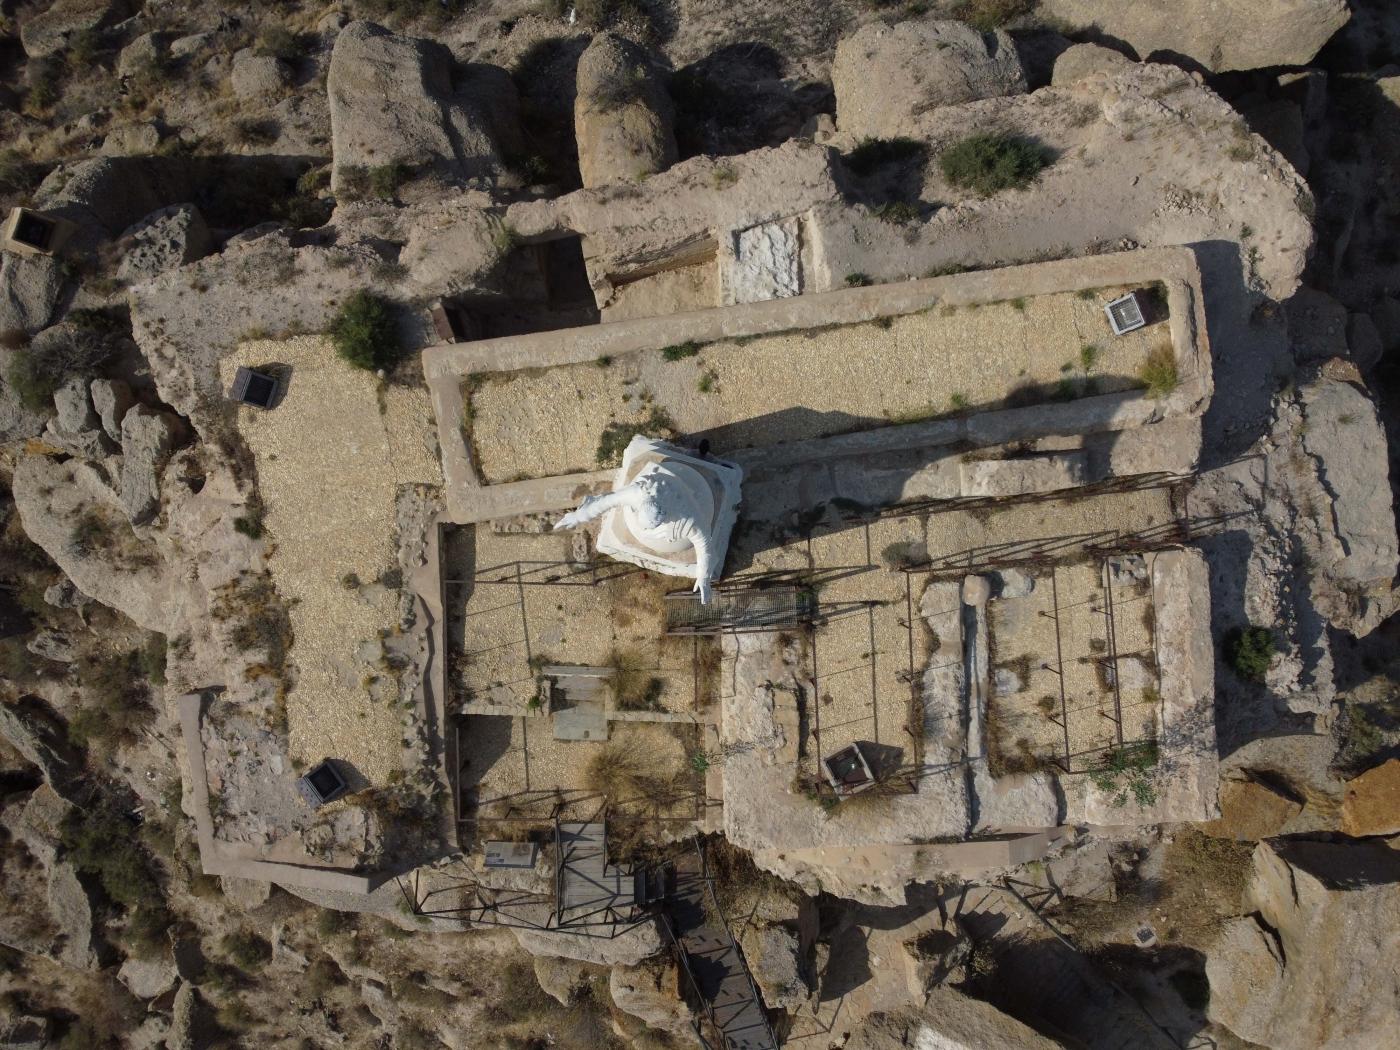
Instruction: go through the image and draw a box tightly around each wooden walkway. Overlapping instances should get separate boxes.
[556,821,634,927]
[667,851,778,1050]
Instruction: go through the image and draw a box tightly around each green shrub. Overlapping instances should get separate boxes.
[844,136,925,177]
[1138,344,1179,398]
[138,634,167,687]
[69,510,114,555]
[660,341,701,361]
[938,133,1050,195]
[1089,742,1159,807]
[24,60,63,113]
[573,0,652,31]
[220,930,271,970]
[0,149,35,194]
[873,201,919,225]
[6,326,115,411]
[61,800,162,908]
[70,648,156,749]
[368,161,409,201]
[1226,626,1275,682]
[845,272,873,287]
[330,291,399,371]
[232,117,280,146]
[336,165,371,201]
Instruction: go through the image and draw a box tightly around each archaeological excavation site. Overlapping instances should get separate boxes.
[2,2,1399,1049]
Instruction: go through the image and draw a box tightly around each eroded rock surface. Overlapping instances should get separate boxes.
[832,20,1026,139]
[1039,0,1349,72]
[1206,838,1400,1050]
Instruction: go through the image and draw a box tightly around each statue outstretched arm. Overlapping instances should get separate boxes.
[553,485,641,532]
[685,525,714,605]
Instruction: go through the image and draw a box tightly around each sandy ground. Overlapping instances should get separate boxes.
[220,336,441,785]
[468,291,1168,482]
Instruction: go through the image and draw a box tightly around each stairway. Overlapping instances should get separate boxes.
[668,852,778,1050]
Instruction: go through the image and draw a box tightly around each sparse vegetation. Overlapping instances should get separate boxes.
[873,200,920,224]
[596,406,676,466]
[1089,742,1159,807]
[7,325,115,411]
[1138,343,1179,398]
[661,341,701,361]
[953,0,1036,31]
[846,272,873,287]
[939,133,1050,195]
[330,291,400,371]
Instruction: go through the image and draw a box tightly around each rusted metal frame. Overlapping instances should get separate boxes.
[1100,559,1126,749]
[1049,565,1074,774]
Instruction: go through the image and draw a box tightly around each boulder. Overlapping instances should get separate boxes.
[532,956,595,1007]
[46,858,101,969]
[327,21,513,192]
[11,453,182,633]
[120,405,185,525]
[574,33,677,189]
[19,0,130,58]
[230,48,292,99]
[738,923,811,1011]
[1199,777,1303,840]
[0,358,50,444]
[1300,365,1398,587]
[116,204,213,284]
[168,981,198,1050]
[119,953,179,999]
[1341,759,1400,838]
[1206,839,1400,1050]
[0,1017,50,1050]
[43,579,90,610]
[846,987,1061,1050]
[169,32,215,60]
[0,253,66,335]
[832,20,1026,139]
[1051,42,1132,86]
[102,122,163,156]
[90,378,135,441]
[52,373,99,435]
[26,628,76,663]
[1037,0,1349,72]
[608,960,694,1040]
[117,32,168,77]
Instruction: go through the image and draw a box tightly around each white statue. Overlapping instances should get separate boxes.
[553,435,742,605]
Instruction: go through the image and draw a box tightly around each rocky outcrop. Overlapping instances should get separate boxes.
[90,378,135,442]
[11,453,184,633]
[327,21,516,192]
[832,20,1026,139]
[1038,0,1349,72]
[119,953,179,999]
[1206,838,1400,1050]
[0,253,66,334]
[19,0,130,58]
[513,918,662,967]
[44,374,113,459]
[1341,759,1400,837]
[846,987,1061,1050]
[0,700,85,795]
[116,204,213,285]
[120,405,185,525]
[574,34,677,189]
[738,923,810,1011]
[1299,361,1398,633]
[608,960,695,1041]
[1200,777,1303,840]
[1051,43,1132,86]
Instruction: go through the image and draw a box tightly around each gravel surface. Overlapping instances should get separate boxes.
[468,290,1166,483]
[221,336,440,786]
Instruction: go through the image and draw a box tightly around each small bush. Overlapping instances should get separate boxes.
[368,161,409,201]
[220,930,271,970]
[873,201,919,225]
[1089,742,1159,807]
[336,165,371,201]
[1225,626,1275,682]
[939,133,1050,195]
[491,222,522,256]
[61,800,162,908]
[0,149,35,194]
[138,634,167,686]
[844,136,925,177]
[232,118,279,146]
[1138,344,1179,398]
[573,0,652,31]
[6,326,115,411]
[257,25,305,61]
[69,510,114,556]
[330,291,399,371]
[661,341,701,361]
[845,272,873,287]
[24,60,63,113]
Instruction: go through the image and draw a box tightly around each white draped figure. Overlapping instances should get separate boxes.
[553,435,742,605]
[555,460,719,602]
